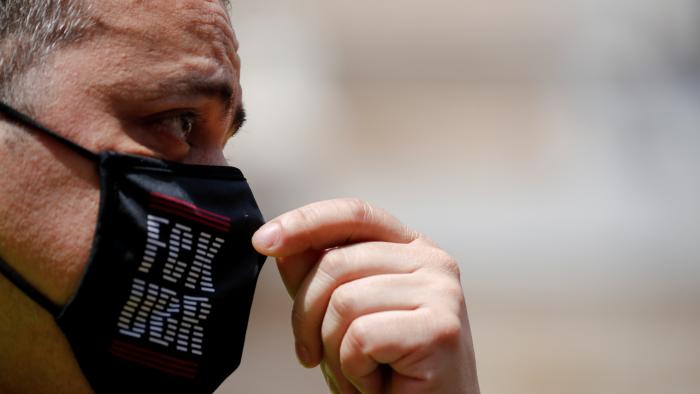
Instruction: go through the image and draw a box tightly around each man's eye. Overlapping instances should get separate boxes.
[157,112,198,143]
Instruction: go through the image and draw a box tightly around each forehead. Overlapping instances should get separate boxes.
[89,0,238,58]
[76,0,241,99]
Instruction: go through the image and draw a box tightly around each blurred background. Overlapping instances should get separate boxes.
[220,0,700,393]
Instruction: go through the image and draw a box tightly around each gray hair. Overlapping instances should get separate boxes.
[0,0,96,105]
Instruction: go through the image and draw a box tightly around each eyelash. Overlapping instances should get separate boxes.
[154,110,201,144]
[178,112,197,140]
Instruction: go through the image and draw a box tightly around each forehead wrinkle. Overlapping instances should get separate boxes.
[88,1,241,98]
[177,1,240,74]
[93,1,238,60]
[172,0,238,47]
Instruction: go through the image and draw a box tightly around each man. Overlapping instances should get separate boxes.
[0,1,479,393]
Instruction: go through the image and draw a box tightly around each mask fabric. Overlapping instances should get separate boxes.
[0,102,266,393]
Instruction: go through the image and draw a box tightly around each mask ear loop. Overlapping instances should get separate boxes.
[0,257,63,317]
[0,101,96,317]
[0,101,99,162]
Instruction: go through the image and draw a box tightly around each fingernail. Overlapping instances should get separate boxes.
[295,342,312,367]
[253,222,280,251]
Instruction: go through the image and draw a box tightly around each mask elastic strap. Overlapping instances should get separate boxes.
[0,101,98,162]
[0,257,63,317]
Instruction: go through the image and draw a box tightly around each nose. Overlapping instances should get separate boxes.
[184,148,228,166]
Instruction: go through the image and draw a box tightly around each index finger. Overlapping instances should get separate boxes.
[252,198,419,257]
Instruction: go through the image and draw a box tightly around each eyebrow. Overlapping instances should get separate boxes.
[232,104,247,133]
[149,75,246,138]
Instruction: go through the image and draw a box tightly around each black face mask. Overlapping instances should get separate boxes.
[0,102,266,393]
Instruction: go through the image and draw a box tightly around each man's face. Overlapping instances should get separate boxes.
[49,0,242,162]
[0,0,242,305]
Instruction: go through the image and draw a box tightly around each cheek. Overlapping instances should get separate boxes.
[0,134,101,305]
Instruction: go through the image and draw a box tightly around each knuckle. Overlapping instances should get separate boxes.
[414,233,439,247]
[344,197,373,224]
[432,248,461,278]
[430,313,464,348]
[432,276,466,308]
[345,318,371,355]
[319,248,347,280]
[287,206,310,226]
[443,273,465,298]
[425,272,467,318]
[451,284,467,310]
[328,285,356,320]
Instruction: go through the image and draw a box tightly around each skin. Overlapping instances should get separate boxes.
[0,1,479,393]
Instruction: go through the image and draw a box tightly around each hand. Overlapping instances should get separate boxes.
[253,199,479,394]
